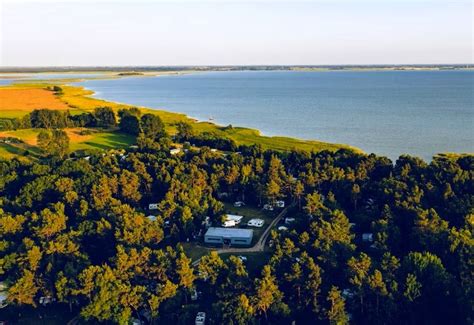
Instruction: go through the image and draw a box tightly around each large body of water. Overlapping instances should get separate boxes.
[73,70,472,160]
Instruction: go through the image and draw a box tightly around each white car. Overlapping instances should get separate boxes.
[278,226,288,231]
[148,203,159,210]
[238,255,247,262]
[233,201,245,207]
[263,204,274,211]
[284,217,296,225]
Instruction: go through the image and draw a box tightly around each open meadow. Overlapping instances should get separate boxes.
[0,79,360,159]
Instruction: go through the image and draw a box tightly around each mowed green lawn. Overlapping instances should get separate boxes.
[219,251,272,276]
[181,242,214,262]
[0,128,136,157]
[223,203,278,244]
[69,131,135,151]
[0,143,37,160]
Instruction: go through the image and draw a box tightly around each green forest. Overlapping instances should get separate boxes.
[0,108,472,324]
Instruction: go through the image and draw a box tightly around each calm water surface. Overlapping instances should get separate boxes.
[72,70,473,160]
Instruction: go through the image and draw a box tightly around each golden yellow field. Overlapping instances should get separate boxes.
[0,80,361,158]
[0,128,94,146]
[0,88,69,111]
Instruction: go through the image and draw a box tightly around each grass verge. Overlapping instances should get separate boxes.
[0,80,363,159]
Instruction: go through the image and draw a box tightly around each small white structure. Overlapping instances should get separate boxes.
[39,296,55,306]
[278,226,288,231]
[0,293,7,309]
[148,203,159,210]
[285,217,296,225]
[342,289,355,299]
[195,312,206,325]
[191,288,198,301]
[131,318,143,325]
[202,216,211,228]
[224,214,244,225]
[263,204,274,211]
[233,201,245,207]
[238,255,247,262]
[222,220,236,228]
[275,200,285,208]
[170,148,181,155]
[147,215,157,221]
[0,283,7,309]
[247,218,265,228]
[217,192,229,198]
[362,233,374,242]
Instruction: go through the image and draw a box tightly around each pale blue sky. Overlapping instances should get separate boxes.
[0,0,472,66]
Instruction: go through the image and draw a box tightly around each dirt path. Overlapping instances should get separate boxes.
[192,206,290,266]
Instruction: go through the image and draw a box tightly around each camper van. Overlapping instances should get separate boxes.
[222,220,236,227]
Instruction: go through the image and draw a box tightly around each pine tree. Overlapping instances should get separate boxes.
[253,265,284,320]
[326,286,349,325]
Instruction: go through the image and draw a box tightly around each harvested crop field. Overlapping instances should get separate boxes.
[0,88,69,111]
[0,128,93,146]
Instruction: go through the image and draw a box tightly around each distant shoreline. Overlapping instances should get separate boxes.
[1,70,472,160]
[0,77,362,155]
[0,64,472,74]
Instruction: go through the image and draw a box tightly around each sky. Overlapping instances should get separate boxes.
[0,0,472,66]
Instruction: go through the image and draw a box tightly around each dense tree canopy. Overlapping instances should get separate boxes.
[0,129,472,324]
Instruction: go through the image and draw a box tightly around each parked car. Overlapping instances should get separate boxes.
[284,217,296,225]
[263,204,274,211]
[233,201,245,207]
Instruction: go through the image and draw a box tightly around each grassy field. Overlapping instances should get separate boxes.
[223,203,277,244]
[0,87,68,111]
[0,142,41,161]
[0,80,363,159]
[219,251,272,276]
[0,128,135,157]
[181,242,214,262]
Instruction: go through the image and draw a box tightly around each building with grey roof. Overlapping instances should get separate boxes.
[204,227,253,246]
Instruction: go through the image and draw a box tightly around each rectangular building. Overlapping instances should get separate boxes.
[204,227,253,246]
